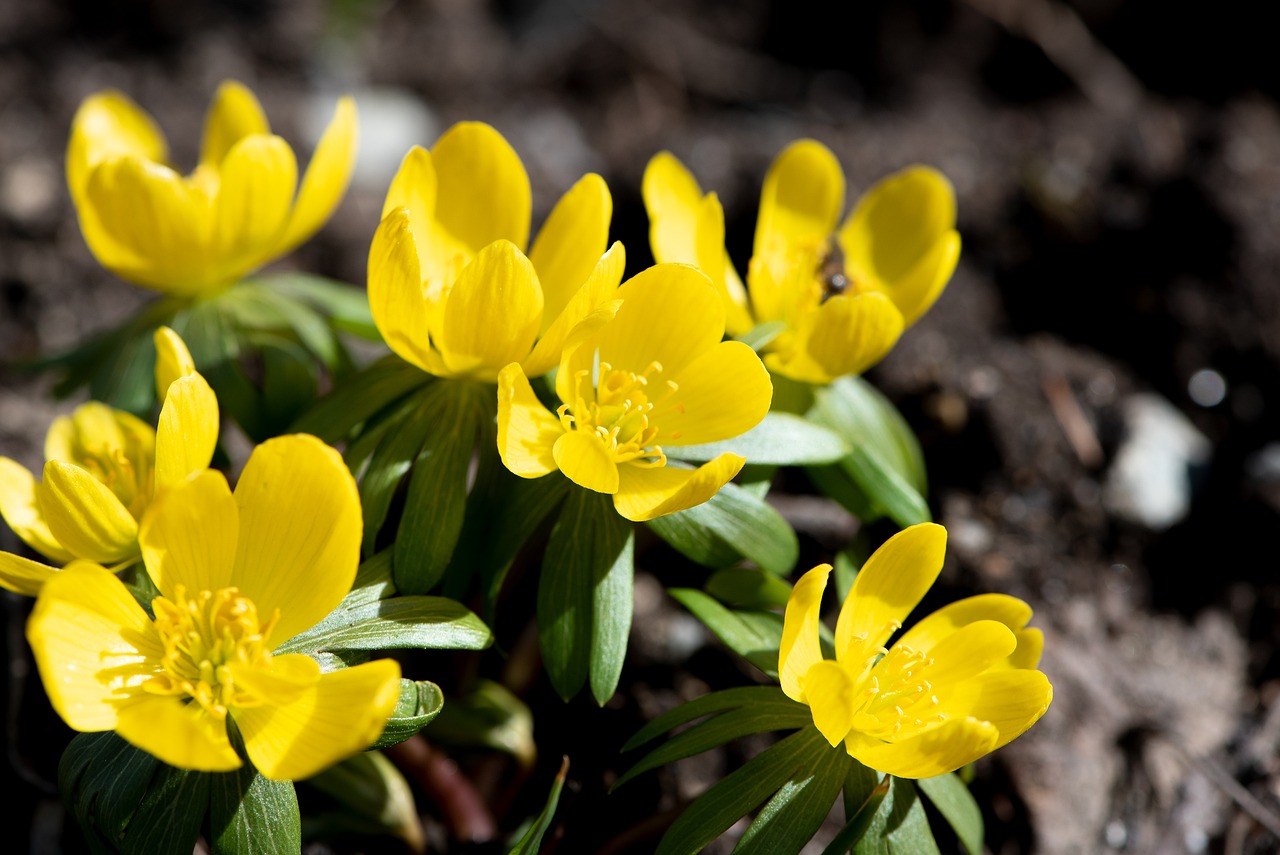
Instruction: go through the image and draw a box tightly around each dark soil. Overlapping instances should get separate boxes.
[3,1,1280,853]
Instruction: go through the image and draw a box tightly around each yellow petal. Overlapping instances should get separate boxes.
[916,620,1017,688]
[753,139,844,265]
[27,561,162,731]
[779,564,830,702]
[497,364,562,479]
[523,240,626,378]
[802,659,858,746]
[770,291,905,384]
[846,717,999,779]
[116,695,241,772]
[0,457,74,563]
[834,523,947,665]
[38,461,138,563]
[553,430,619,494]
[82,156,212,294]
[694,193,753,336]
[933,669,1053,749]
[139,469,238,599]
[367,209,447,375]
[598,264,725,380]
[199,80,270,170]
[225,653,321,707]
[230,435,362,643]
[643,151,704,265]
[154,374,219,490]
[657,341,771,446]
[432,122,531,253]
[0,552,58,596]
[436,240,543,380]
[895,593,1034,656]
[612,453,744,522]
[382,147,474,297]
[237,658,401,780]
[530,173,612,330]
[153,326,198,401]
[1008,627,1044,670]
[67,90,168,207]
[383,146,436,221]
[278,95,358,254]
[211,134,298,275]
[838,166,958,325]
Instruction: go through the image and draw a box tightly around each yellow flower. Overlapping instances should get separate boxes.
[496,264,773,521]
[779,523,1051,778]
[644,142,961,384]
[0,328,217,594]
[26,434,401,780]
[368,122,620,382]
[67,80,357,296]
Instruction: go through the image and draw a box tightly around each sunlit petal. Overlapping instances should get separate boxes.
[154,374,219,490]
[67,90,167,207]
[238,659,401,781]
[38,461,138,563]
[643,151,704,266]
[896,593,1034,656]
[553,430,619,494]
[694,193,753,335]
[0,551,59,596]
[933,669,1053,749]
[211,134,297,275]
[0,457,73,563]
[598,264,724,380]
[431,122,531,253]
[139,469,238,599]
[116,695,241,772]
[367,209,446,374]
[779,564,830,703]
[436,240,543,379]
[225,653,321,707]
[153,326,198,401]
[199,80,270,170]
[802,659,859,746]
[523,241,625,377]
[919,620,1017,688]
[497,364,562,479]
[657,341,771,446]
[612,454,744,522]
[278,95,358,254]
[846,717,999,779]
[530,173,612,329]
[753,139,844,264]
[772,291,903,384]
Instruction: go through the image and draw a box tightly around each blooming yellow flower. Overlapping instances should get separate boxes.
[27,433,401,780]
[0,328,217,594]
[67,80,357,296]
[368,122,620,382]
[779,523,1051,778]
[496,264,772,521]
[644,142,960,384]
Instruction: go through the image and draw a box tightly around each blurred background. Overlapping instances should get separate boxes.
[2,0,1279,852]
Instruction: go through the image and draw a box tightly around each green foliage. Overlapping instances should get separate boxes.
[508,757,570,855]
[667,588,784,678]
[917,772,985,855]
[427,679,536,764]
[674,412,848,466]
[370,680,446,750]
[648,481,798,574]
[304,752,422,849]
[209,763,300,855]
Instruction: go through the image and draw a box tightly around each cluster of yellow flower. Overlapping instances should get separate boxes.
[0,81,1049,792]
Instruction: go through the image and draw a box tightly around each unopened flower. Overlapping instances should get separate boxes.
[368,122,620,382]
[644,142,960,384]
[0,328,216,594]
[497,264,772,521]
[67,80,357,296]
[779,523,1051,778]
[27,434,400,780]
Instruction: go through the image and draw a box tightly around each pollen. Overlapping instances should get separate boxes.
[556,361,680,467]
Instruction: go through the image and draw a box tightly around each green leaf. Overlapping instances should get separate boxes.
[508,756,569,855]
[851,777,940,855]
[370,679,446,749]
[615,686,810,789]
[393,382,489,594]
[647,481,797,575]
[668,588,784,678]
[264,272,381,340]
[275,595,493,655]
[218,280,344,370]
[706,567,793,610]
[811,376,927,492]
[427,679,535,764]
[733,736,851,855]
[344,549,397,606]
[821,775,890,855]
[841,446,931,528]
[305,751,423,849]
[59,731,162,853]
[209,765,300,855]
[538,490,634,702]
[655,726,833,855]
[356,386,436,554]
[122,763,210,855]
[739,320,787,352]
[673,413,848,466]
[918,773,984,855]
[291,355,428,443]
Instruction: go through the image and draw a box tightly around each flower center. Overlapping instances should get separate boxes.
[557,361,681,466]
[75,441,152,521]
[143,586,279,719]
[846,621,946,740]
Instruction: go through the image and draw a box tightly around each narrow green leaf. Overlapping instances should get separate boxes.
[706,567,793,610]
[822,775,890,855]
[647,481,798,574]
[805,462,879,522]
[668,588,784,677]
[538,490,632,701]
[344,549,397,607]
[370,679,446,749]
[739,320,787,352]
[733,737,851,855]
[306,751,423,849]
[209,766,300,855]
[811,376,927,492]
[508,756,570,855]
[841,446,931,527]
[393,382,488,593]
[219,281,343,369]
[59,731,162,853]
[851,777,941,855]
[427,679,535,764]
[918,773,984,855]
[121,763,210,855]
[275,596,493,654]
[622,686,796,752]
[263,272,381,340]
[655,726,832,855]
[291,355,428,442]
[357,386,436,554]
[591,512,635,705]
[255,335,320,437]
[673,413,848,466]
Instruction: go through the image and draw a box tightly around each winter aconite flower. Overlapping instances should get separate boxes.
[67,80,357,296]
[27,434,400,780]
[0,328,217,594]
[368,121,621,382]
[644,142,960,384]
[779,523,1051,778]
[497,264,772,521]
